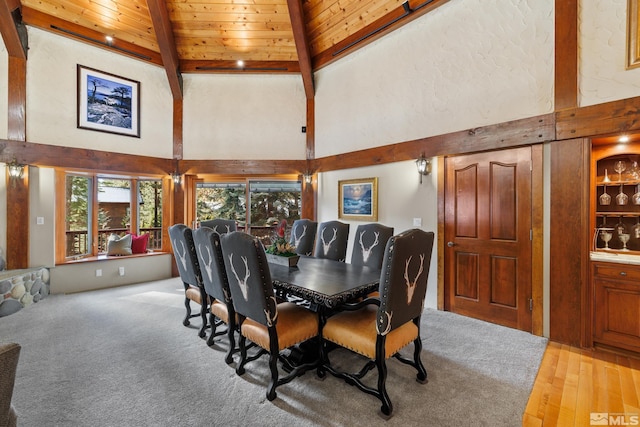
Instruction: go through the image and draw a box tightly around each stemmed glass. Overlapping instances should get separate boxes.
[633,217,640,239]
[614,160,626,182]
[619,233,631,251]
[616,184,629,205]
[600,230,613,249]
[600,185,611,205]
[633,184,640,205]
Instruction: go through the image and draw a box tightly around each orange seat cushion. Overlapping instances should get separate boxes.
[323,306,418,359]
[241,302,319,351]
[210,299,229,324]
[185,285,203,304]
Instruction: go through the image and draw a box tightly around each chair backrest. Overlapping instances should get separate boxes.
[168,224,202,287]
[221,231,277,327]
[350,223,394,269]
[377,229,435,336]
[192,226,231,304]
[313,220,350,261]
[200,219,237,235]
[289,219,317,256]
[0,342,21,426]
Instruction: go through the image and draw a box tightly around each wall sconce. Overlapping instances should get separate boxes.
[7,160,25,180]
[303,171,313,185]
[416,156,431,184]
[171,171,181,185]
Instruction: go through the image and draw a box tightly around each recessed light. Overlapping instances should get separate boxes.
[619,135,630,143]
[237,60,244,67]
[105,36,114,45]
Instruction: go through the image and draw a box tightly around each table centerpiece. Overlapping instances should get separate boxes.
[265,219,300,267]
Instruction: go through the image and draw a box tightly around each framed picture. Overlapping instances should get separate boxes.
[77,65,140,137]
[628,0,640,69]
[338,177,378,221]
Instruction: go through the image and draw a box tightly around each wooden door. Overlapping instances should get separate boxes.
[444,147,532,332]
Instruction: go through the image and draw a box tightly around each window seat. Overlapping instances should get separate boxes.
[51,252,173,294]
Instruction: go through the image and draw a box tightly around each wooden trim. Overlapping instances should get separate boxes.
[437,156,445,311]
[161,176,173,253]
[180,60,301,74]
[181,159,305,175]
[531,144,544,336]
[557,95,640,140]
[5,166,29,269]
[173,99,183,160]
[0,1,27,59]
[555,0,578,110]
[54,170,66,264]
[7,56,26,141]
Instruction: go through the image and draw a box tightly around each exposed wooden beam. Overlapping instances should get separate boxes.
[21,6,163,66]
[146,0,183,100]
[7,56,26,141]
[180,60,300,74]
[173,99,183,160]
[181,160,305,175]
[287,0,314,99]
[555,0,578,110]
[6,167,29,269]
[0,0,27,59]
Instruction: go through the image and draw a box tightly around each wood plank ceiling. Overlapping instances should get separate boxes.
[2,0,448,98]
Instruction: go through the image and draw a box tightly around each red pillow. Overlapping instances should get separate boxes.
[129,233,150,254]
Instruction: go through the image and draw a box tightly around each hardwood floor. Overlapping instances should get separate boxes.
[523,341,640,426]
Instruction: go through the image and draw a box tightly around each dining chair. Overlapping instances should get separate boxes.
[168,224,209,338]
[313,220,350,262]
[350,223,394,269]
[0,342,21,427]
[319,228,435,417]
[220,231,320,401]
[192,226,237,363]
[289,218,317,256]
[200,218,237,235]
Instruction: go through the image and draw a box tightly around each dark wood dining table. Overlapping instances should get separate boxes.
[268,256,381,310]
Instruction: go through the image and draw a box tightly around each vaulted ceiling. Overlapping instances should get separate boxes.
[0,0,448,99]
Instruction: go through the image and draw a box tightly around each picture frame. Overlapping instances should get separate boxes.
[628,0,640,69]
[338,177,378,221]
[77,65,140,137]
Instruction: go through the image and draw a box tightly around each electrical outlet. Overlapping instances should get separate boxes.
[95,269,102,277]
[413,217,422,227]
[118,267,125,276]
[36,217,45,225]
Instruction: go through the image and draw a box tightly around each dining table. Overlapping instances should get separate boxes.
[268,255,381,311]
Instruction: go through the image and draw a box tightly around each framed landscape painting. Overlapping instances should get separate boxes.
[338,177,378,221]
[77,65,140,137]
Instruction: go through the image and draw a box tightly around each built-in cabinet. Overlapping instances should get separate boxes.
[591,143,640,354]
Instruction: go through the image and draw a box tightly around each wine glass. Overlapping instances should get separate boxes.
[630,161,640,180]
[619,233,630,251]
[614,160,626,182]
[616,184,629,205]
[633,217,640,239]
[600,185,611,205]
[600,230,613,249]
[633,184,640,205]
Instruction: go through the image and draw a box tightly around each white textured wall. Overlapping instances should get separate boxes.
[29,167,56,268]
[316,161,439,308]
[314,0,555,158]
[579,0,640,106]
[183,74,306,160]
[26,27,173,158]
[0,36,8,140]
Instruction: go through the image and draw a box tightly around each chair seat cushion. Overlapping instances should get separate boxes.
[185,285,203,305]
[323,305,418,359]
[241,302,318,351]
[210,299,229,324]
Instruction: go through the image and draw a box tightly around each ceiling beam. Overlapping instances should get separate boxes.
[0,0,27,59]
[287,0,314,99]
[146,0,183,100]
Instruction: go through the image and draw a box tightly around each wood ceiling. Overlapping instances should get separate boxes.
[1,0,448,98]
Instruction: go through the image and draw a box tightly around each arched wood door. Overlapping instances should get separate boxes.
[444,147,533,332]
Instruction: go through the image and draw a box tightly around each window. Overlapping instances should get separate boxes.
[196,179,301,244]
[59,171,166,261]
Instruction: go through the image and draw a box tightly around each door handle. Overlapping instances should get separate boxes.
[447,241,456,247]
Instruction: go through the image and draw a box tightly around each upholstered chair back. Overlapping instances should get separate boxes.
[289,219,317,256]
[313,220,350,262]
[0,342,21,427]
[377,229,434,335]
[168,224,202,287]
[221,231,276,327]
[350,223,394,269]
[193,226,231,305]
[200,219,237,235]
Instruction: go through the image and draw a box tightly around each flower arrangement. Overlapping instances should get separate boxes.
[265,219,297,257]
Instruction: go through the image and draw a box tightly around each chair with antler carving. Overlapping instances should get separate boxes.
[192,226,236,363]
[289,219,317,256]
[350,223,394,269]
[200,218,237,235]
[313,220,350,262]
[168,224,208,338]
[319,228,435,417]
[220,231,320,401]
